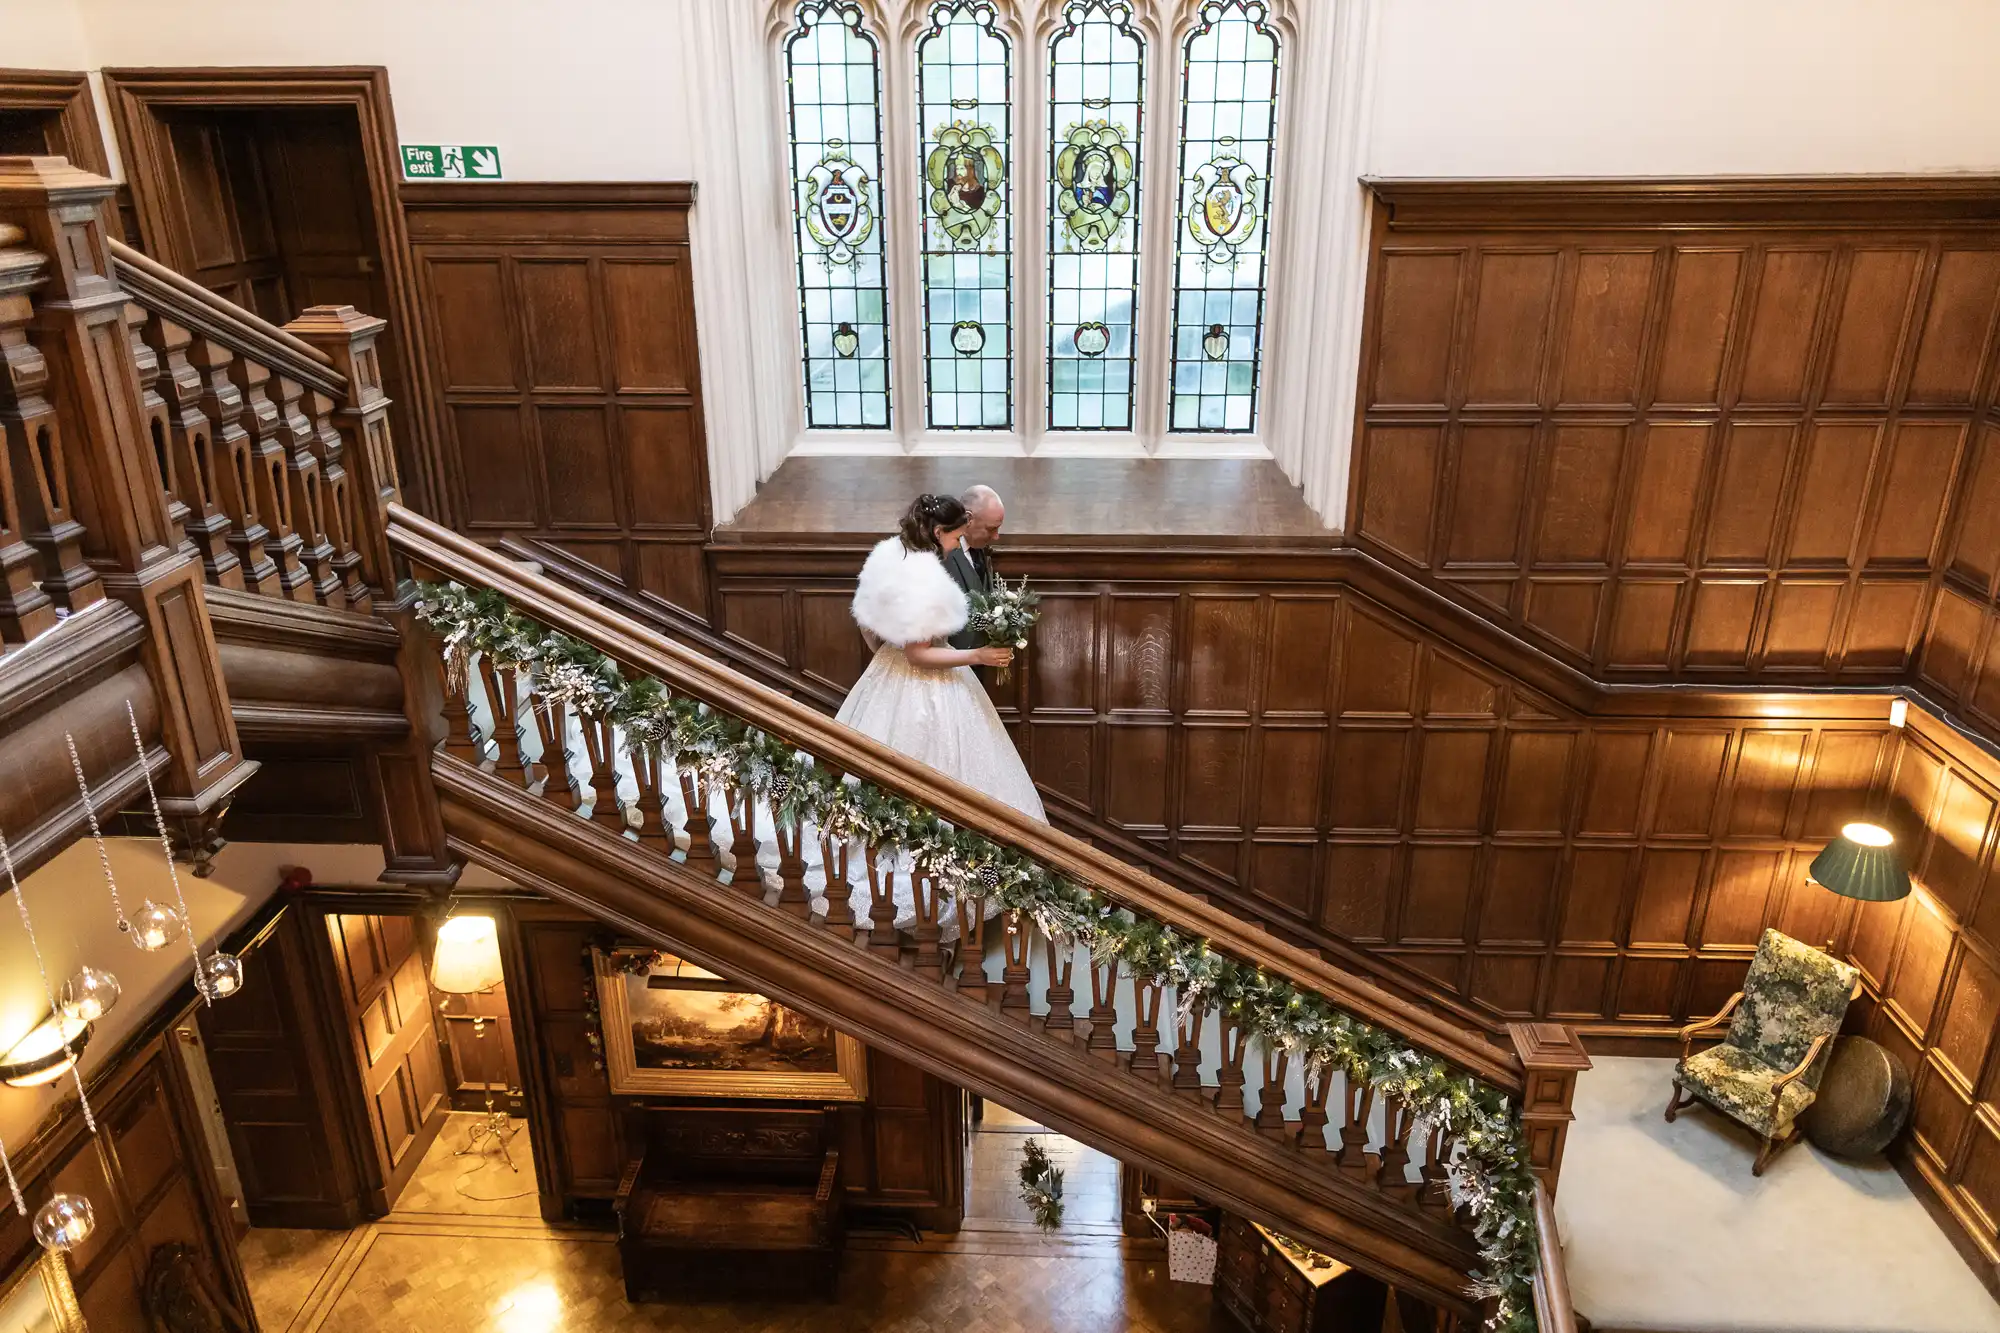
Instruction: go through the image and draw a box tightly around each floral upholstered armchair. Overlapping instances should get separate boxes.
[1665,927,1861,1175]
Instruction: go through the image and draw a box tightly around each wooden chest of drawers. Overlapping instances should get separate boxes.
[1213,1214,1388,1333]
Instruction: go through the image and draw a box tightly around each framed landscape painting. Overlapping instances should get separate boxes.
[0,1251,86,1333]
[593,948,868,1101]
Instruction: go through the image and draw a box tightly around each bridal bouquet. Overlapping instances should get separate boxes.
[967,575,1039,685]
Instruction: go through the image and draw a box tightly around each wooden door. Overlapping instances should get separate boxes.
[325,912,450,1205]
[156,110,291,322]
[198,904,371,1228]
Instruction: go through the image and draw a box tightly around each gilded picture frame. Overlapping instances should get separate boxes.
[592,948,867,1101]
[0,1249,88,1333]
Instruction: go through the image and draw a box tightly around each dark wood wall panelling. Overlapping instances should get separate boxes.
[1350,181,2000,709]
[510,901,963,1228]
[707,545,1894,1037]
[2,1008,254,1330]
[1857,709,2000,1279]
[401,183,714,622]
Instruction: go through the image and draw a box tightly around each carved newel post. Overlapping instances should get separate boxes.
[1507,1022,1592,1195]
[287,303,456,885]
[0,156,258,866]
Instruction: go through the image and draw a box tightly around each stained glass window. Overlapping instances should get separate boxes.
[786,0,890,429]
[916,1,1012,430]
[1046,1,1143,432]
[1168,0,1279,433]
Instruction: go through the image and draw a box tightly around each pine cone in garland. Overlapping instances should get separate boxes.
[978,865,1000,894]
[769,773,793,806]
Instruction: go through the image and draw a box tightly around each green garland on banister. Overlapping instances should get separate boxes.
[413,581,1543,1330]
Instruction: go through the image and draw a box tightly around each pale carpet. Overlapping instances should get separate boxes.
[1556,1055,2000,1333]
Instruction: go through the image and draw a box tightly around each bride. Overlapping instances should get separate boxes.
[835,494,1047,822]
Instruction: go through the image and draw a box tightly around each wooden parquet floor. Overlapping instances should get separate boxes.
[240,1108,1217,1332]
[244,1215,1216,1333]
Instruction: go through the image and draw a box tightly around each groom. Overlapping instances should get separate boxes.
[945,484,1003,651]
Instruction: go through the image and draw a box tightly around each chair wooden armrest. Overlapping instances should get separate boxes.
[614,1157,644,1231]
[1770,1032,1830,1095]
[1678,992,1742,1060]
[814,1149,841,1207]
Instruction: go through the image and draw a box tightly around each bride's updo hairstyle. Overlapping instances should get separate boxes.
[897,493,968,553]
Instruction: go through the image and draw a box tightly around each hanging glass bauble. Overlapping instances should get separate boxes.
[33,1193,95,1252]
[127,900,184,952]
[198,952,244,1000]
[58,966,121,1023]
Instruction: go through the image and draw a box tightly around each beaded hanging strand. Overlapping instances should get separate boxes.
[64,732,131,933]
[125,702,207,999]
[0,828,97,1133]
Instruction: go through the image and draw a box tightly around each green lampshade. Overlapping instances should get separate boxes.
[1808,822,1912,903]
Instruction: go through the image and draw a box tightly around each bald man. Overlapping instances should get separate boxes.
[944,484,1004,651]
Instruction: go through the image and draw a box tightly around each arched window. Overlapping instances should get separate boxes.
[785,0,892,429]
[916,0,1013,430]
[1046,0,1144,432]
[1168,0,1279,433]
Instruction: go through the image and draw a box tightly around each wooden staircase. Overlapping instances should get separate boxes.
[0,153,1580,1330]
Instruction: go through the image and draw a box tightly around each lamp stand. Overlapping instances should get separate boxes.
[453,1006,518,1170]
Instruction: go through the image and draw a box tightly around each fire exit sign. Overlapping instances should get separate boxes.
[401,144,502,180]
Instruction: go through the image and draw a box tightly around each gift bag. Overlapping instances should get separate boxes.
[1166,1217,1217,1285]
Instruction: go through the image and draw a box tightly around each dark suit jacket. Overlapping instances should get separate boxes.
[943,545,996,650]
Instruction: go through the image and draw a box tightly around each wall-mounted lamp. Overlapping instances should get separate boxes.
[0,1013,92,1088]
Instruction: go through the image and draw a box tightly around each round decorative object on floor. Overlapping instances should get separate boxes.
[1802,1036,1912,1159]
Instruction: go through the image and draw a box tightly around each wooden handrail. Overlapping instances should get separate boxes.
[107,239,344,398]
[1530,1180,1577,1333]
[386,503,1526,1092]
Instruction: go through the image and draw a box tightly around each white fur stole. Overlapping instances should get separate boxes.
[851,537,968,647]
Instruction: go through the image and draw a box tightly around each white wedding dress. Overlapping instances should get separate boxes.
[835,537,1047,823]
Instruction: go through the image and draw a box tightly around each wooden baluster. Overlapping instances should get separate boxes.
[998,911,1032,1023]
[578,716,625,832]
[1377,1095,1419,1201]
[719,781,761,896]
[0,240,60,640]
[475,658,530,788]
[952,895,990,1003]
[1214,1016,1249,1115]
[1418,1127,1455,1216]
[819,834,854,930]
[141,314,240,589]
[627,740,676,856]
[675,770,719,877]
[1042,935,1076,1040]
[228,355,311,601]
[1085,954,1120,1063]
[307,388,365,610]
[1253,1043,1291,1139]
[773,819,812,919]
[863,842,900,955]
[435,643,482,763]
[1336,1081,1378,1181]
[1128,979,1164,1082]
[770,772,811,918]
[911,870,945,980]
[124,301,192,557]
[1171,994,1208,1098]
[529,697,578,809]
[1298,1063,1333,1153]
[190,336,278,593]
[271,370,336,604]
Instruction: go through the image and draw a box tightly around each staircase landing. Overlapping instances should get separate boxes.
[713,456,1337,546]
[1558,1056,2000,1333]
